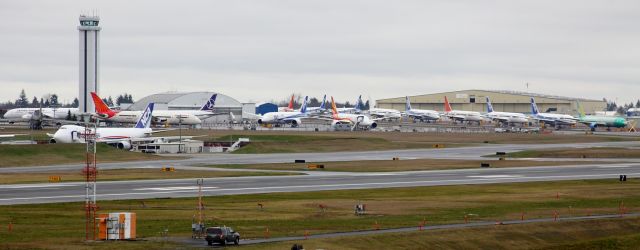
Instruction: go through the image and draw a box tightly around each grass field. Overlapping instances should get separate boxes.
[0,143,181,167]
[1,179,638,249]
[161,130,638,154]
[501,147,640,158]
[208,159,609,172]
[240,218,640,250]
[0,169,298,184]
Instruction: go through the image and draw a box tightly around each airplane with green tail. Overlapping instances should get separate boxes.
[576,101,627,131]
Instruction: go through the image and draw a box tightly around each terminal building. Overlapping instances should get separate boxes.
[376,90,606,115]
[128,91,252,123]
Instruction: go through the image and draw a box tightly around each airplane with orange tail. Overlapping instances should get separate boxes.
[443,96,484,123]
[327,96,380,130]
[90,92,203,125]
[278,94,296,112]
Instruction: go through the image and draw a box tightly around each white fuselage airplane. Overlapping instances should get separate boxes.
[3,107,80,122]
[91,92,213,125]
[329,97,378,130]
[258,96,309,127]
[484,97,528,124]
[443,96,483,123]
[529,97,576,127]
[403,96,439,121]
[369,108,402,120]
[50,103,157,150]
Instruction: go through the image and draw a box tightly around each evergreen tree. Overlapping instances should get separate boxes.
[116,95,124,105]
[31,96,39,107]
[107,96,114,106]
[308,97,320,107]
[72,98,79,108]
[66,110,72,120]
[15,89,29,107]
[49,94,59,106]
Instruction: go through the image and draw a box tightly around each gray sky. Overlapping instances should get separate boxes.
[1,0,639,105]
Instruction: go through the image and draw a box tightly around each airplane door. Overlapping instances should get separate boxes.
[356,116,365,123]
[71,131,78,142]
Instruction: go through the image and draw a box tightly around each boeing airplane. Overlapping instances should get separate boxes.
[484,97,528,124]
[529,97,577,128]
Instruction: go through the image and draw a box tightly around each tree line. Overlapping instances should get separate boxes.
[1,89,135,109]
[604,98,640,114]
[275,93,370,110]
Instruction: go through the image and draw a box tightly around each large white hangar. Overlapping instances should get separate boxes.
[376,90,607,115]
[128,91,244,123]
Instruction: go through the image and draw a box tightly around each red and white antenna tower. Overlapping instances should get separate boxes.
[83,119,98,241]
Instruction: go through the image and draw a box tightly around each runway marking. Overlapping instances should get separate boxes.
[597,165,636,168]
[2,172,640,203]
[135,186,218,191]
[467,175,522,178]
[0,183,78,189]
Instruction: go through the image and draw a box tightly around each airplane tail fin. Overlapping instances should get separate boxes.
[300,96,309,114]
[319,95,327,110]
[90,92,113,114]
[444,96,453,112]
[331,96,339,119]
[530,97,539,115]
[355,95,363,111]
[486,97,494,113]
[288,94,295,110]
[135,103,154,128]
[577,101,586,118]
[405,96,412,111]
[200,94,217,111]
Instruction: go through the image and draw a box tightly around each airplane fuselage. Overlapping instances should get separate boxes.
[51,125,151,144]
[3,108,80,121]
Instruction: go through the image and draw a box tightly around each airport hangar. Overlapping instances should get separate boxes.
[127,91,255,123]
[376,90,607,115]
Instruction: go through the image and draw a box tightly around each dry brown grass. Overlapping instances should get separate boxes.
[507,147,640,158]
[156,129,637,145]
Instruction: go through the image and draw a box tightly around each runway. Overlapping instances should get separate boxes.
[2,140,639,174]
[1,141,639,205]
[1,162,638,205]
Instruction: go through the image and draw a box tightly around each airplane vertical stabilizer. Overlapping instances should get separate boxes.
[135,103,154,129]
[200,94,217,111]
[444,96,453,113]
[486,97,494,113]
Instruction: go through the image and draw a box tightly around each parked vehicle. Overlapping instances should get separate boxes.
[205,226,240,246]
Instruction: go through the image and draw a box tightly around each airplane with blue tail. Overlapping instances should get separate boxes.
[257,96,310,127]
[483,97,528,124]
[529,97,577,128]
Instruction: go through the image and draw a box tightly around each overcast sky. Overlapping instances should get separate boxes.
[1,0,639,105]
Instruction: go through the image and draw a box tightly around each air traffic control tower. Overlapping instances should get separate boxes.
[78,15,101,113]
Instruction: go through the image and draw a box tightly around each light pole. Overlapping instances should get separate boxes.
[178,115,182,154]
